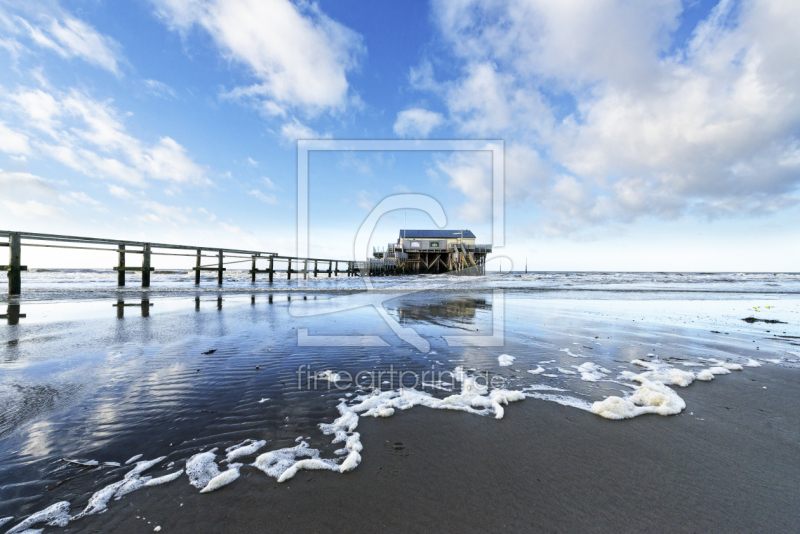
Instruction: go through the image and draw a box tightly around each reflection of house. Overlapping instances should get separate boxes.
[373,229,491,274]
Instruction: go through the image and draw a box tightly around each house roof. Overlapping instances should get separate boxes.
[399,229,476,239]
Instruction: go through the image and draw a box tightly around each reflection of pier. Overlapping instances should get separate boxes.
[1,304,25,325]
[113,299,153,318]
[2,230,361,296]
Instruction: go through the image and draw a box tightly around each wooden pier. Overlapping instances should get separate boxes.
[1,230,361,296]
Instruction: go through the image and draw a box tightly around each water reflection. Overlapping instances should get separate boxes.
[112,299,153,318]
[1,304,26,325]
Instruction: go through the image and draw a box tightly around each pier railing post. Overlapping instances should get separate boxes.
[117,244,125,286]
[269,256,274,283]
[303,259,308,280]
[195,249,201,285]
[287,258,292,280]
[142,244,151,288]
[8,232,21,295]
[328,261,332,277]
[218,250,223,285]
[251,256,257,283]
[314,260,318,278]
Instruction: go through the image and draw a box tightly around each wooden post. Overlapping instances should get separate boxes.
[268,256,274,283]
[117,244,125,286]
[287,258,292,280]
[303,259,308,280]
[217,250,223,285]
[327,261,332,277]
[251,256,257,283]
[8,232,21,295]
[334,261,339,276]
[142,244,151,288]
[314,260,318,278]
[195,249,201,285]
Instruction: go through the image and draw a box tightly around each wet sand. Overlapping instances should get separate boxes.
[76,364,800,534]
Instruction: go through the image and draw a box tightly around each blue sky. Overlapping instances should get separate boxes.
[1,0,798,271]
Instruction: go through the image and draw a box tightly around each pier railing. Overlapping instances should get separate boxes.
[1,230,360,295]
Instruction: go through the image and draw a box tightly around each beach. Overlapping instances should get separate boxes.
[1,271,799,533]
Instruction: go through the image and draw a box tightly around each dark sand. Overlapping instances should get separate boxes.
[75,365,800,534]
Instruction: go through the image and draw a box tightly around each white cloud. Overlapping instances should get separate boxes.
[262,176,281,191]
[279,118,326,142]
[248,189,277,204]
[0,121,31,155]
[152,0,364,116]
[422,0,800,235]
[4,5,124,75]
[1,86,209,187]
[107,184,134,199]
[247,157,258,166]
[393,108,445,137]
[435,151,492,221]
[143,79,177,98]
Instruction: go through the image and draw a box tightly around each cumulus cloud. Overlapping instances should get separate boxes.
[393,108,445,137]
[422,0,800,235]
[152,0,364,118]
[0,85,209,187]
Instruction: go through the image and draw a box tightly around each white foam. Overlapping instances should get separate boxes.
[524,392,593,411]
[539,359,555,364]
[707,366,731,375]
[252,442,325,481]
[707,359,743,371]
[745,359,762,367]
[498,354,515,366]
[763,359,782,364]
[591,378,686,420]
[695,369,715,381]
[316,370,341,383]
[523,385,567,392]
[559,348,582,357]
[7,502,70,533]
[225,439,267,462]
[114,477,152,499]
[573,362,609,381]
[186,449,221,489]
[0,517,12,528]
[681,362,704,367]
[630,359,696,387]
[72,480,126,519]
[200,464,242,493]
[258,398,269,403]
[542,373,558,377]
[557,368,577,375]
[126,457,166,479]
[527,366,545,375]
[145,469,184,486]
[125,454,143,465]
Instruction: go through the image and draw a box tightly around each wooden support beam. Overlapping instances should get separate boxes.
[117,244,125,286]
[287,258,292,280]
[334,261,339,276]
[192,267,227,271]
[327,261,332,277]
[142,244,151,288]
[303,259,308,280]
[218,250,223,285]
[314,260,318,278]
[251,256,257,283]
[195,249,201,285]
[269,256,274,283]
[8,232,21,295]
[114,267,155,271]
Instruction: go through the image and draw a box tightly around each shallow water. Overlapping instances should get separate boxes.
[1,272,799,530]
